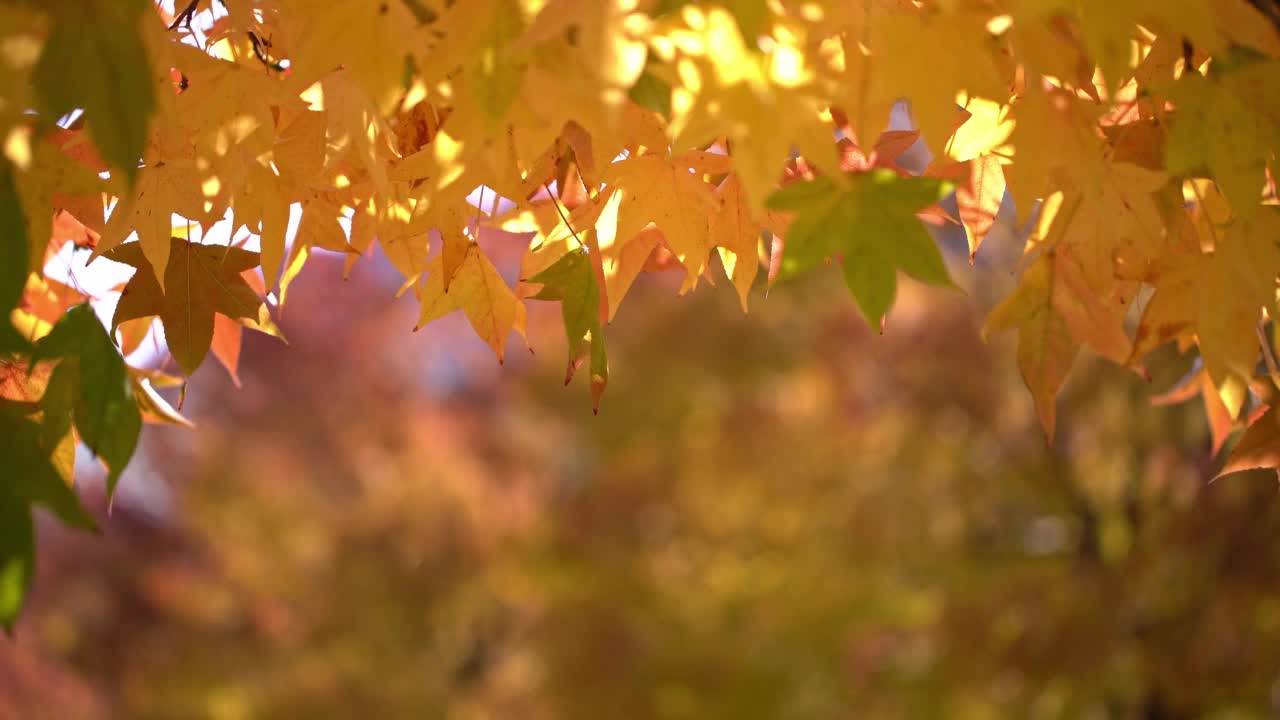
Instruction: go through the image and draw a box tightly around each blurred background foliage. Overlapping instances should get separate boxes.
[3,232,1280,720]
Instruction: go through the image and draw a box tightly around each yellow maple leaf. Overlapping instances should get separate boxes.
[169,42,283,155]
[598,150,718,281]
[519,0,648,97]
[285,0,421,114]
[1199,210,1280,417]
[414,244,528,362]
[655,6,836,215]
[710,174,764,312]
[271,109,329,190]
[1004,86,1103,225]
[984,250,1079,441]
[228,163,291,289]
[94,158,211,289]
[867,9,1007,153]
[1130,203,1280,419]
[950,155,1007,260]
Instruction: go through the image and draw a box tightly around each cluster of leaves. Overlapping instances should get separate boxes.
[5,271,1278,719]
[2,0,1280,625]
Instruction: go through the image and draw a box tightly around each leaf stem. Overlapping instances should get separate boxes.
[544,181,585,251]
[473,185,486,242]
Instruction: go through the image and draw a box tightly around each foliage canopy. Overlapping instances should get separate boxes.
[2,0,1280,627]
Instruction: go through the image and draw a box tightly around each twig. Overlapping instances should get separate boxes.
[169,0,200,31]
[248,32,287,73]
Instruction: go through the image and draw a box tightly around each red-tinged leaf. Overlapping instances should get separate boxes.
[874,130,921,166]
[240,268,267,298]
[767,232,785,287]
[1050,248,1132,365]
[210,314,243,388]
[956,155,1006,260]
[45,127,110,175]
[839,132,921,173]
[918,204,960,226]
[51,210,101,255]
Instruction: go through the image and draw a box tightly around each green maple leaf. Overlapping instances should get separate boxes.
[528,248,609,413]
[766,170,955,329]
[31,304,142,495]
[0,162,29,353]
[33,0,154,185]
[0,410,97,631]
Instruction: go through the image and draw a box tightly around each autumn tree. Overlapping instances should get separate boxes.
[2,0,1280,628]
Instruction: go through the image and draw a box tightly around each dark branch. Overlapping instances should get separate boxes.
[168,0,200,31]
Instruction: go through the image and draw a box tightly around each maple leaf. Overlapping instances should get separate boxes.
[711,174,766,312]
[1004,87,1108,225]
[211,314,244,388]
[1162,62,1280,217]
[594,204,664,321]
[953,156,1007,260]
[0,358,76,485]
[946,97,1014,163]
[104,238,267,377]
[1216,406,1280,480]
[526,248,610,412]
[414,244,528,363]
[0,162,29,352]
[236,163,292,289]
[32,0,154,184]
[414,0,530,143]
[865,9,1007,152]
[94,159,212,288]
[655,6,839,215]
[286,0,421,115]
[984,184,1142,439]
[1198,210,1280,417]
[984,252,1079,442]
[15,135,105,273]
[16,275,88,341]
[1132,205,1280,419]
[599,151,719,282]
[0,355,95,630]
[30,304,142,493]
[295,197,353,256]
[1130,275,1196,347]
[7,0,1280,637]
[271,109,329,191]
[1072,0,1143,91]
[1151,367,1234,457]
[168,42,284,153]
[765,170,954,328]
[0,409,96,630]
[129,366,192,429]
[521,0,647,95]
